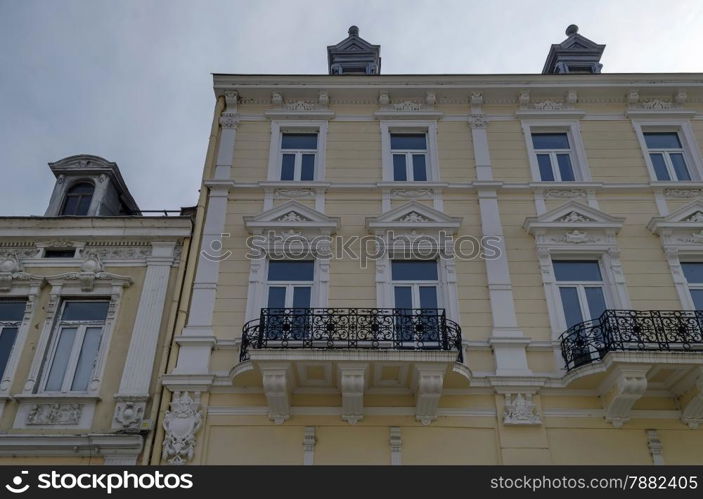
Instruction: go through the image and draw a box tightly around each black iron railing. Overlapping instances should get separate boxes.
[240,308,462,362]
[560,310,703,371]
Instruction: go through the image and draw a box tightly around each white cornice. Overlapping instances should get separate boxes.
[0,434,143,457]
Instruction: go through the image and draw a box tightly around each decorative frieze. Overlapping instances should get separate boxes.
[544,188,587,199]
[274,188,316,200]
[162,391,202,465]
[503,393,541,425]
[27,403,82,425]
[390,189,434,200]
[664,188,703,199]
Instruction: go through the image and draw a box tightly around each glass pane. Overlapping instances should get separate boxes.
[393,154,407,181]
[682,263,703,283]
[0,301,25,321]
[644,132,682,149]
[394,286,412,309]
[267,261,314,281]
[300,154,315,181]
[390,134,426,150]
[61,196,79,215]
[292,287,311,308]
[75,195,92,216]
[585,287,607,320]
[553,261,602,282]
[532,133,569,150]
[670,153,690,181]
[391,261,438,281]
[281,133,317,150]
[0,327,18,378]
[690,289,703,310]
[559,287,584,328]
[280,154,295,180]
[419,286,438,309]
[45,327,77,391]
[649,153,669,180]
[412,155,427,181]
[68,183,94,194]
[537,154,554,181]
[267,287,286,308]
[71,327,102,391]
[62,302,109,321]
[557,154,575,181]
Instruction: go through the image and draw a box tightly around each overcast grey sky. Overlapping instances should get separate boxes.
[1,0,701,216]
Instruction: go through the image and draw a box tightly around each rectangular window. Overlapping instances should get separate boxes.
[0,301,25,380]
[531,133,576,182]
[553,260,607,328]
[391,133,428,182]
[43,249,76,258]
[41,300,109,393]
[682,262,703,309]
[391,260,440,344]
[265,261,314,341]
[280,133,317,181]
[644,132,691,181]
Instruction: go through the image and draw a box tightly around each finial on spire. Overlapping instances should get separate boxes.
[348,25,359,36]
[565,24,578,36]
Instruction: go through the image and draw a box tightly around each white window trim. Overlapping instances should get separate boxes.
[632,120,703,182]
[21,274,130,398]
[267,121,328,182]
[521,120,591,183]
[381,121,440,182]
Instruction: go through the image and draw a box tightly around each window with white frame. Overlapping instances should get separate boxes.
[681,262,703,309]
[643,131,691,181]
[531,133,576,181]
[553,260,608,328]
[381,122,439,182]
[391,260,441,344]
[40,300,109,393]
[522,122,590,182]
[0,301,25,380]
[265,260,314,340]
[279,133,318,181]
[391,133,428,181]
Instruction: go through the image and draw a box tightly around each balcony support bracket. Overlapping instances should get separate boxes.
[413,363,447,425]
[259,362,292,424]
[338,363,367,424]
[681,367,703,429]
[599,365,649,428]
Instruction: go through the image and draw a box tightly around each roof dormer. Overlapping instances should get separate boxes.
[44,155,140,217]
[327,26,381,75]
[542,25,605,75]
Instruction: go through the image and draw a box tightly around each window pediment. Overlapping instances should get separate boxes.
[648,200,703,248]
[244,200,340,234]
[366,201,462,232]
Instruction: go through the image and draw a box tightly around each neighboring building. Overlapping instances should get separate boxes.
[156,25,703,465]
[0,155,192,464]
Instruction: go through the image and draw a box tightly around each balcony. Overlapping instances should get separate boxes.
[559,310,703,427]
[560,310,703,371]
[241,308,462,362]
[234,308,469,425]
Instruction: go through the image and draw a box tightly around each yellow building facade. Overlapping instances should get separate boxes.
[151,26,703,465]
[0,155,192,464]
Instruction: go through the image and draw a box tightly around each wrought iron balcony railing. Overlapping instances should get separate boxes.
[240,308,463,362]
[560,309,703,371]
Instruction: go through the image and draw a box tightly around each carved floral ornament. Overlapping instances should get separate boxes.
[162,391,202,465]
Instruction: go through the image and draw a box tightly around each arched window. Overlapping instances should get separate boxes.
[60,182,94,216]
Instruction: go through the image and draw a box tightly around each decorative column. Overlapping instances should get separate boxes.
[113,242,176,432]
[469,93,531,376]
[172,92,238,377]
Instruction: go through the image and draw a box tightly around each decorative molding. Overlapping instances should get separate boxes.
[389,188,434,200]
[413,364,446,425]
[26,403,82,425]
[303,426,316,465]
[46,253,133,292]
[600,367,649,427]
[338,364,366,424]
[467,114,487,129]
[647,430,665,465]
[544,188,587,199]
[503,393,541,425]
[389,427,402,465]
[366,200,462,231]
[162,391,202,465]
[113,400,147,433]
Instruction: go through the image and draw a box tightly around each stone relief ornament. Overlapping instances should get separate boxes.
[397,211,432,223]
[392,101,422,112]
[468,114,487,129]
[544,189,586,199]
[532,100,564,111]
[285,101,317,112]
[683,211,703,223]
[664,188,703,199]
[560,229,595,244]
[0,253,41,292]
[273,211,312,223]
[390,189,433,200]
[114,401,146,432]
[162,391,202,465]
[274,189,315,200]
[556,211,595,223]
[27,403,82,425]
[84,245,152,260]
[503,393,541,425]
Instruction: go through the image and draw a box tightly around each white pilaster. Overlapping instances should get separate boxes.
[303,427,316,465]
[389,427,402,465]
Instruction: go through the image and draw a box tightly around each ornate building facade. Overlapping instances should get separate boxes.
[0,155,192,464]
[155,25,703,465]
